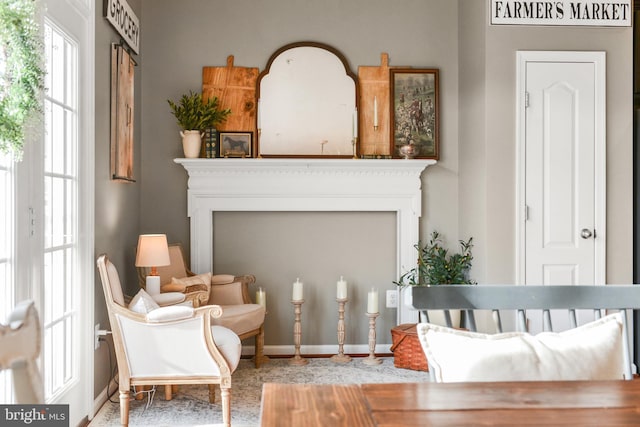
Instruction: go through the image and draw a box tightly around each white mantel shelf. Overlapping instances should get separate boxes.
[174,157,435,197]
[175,157,436,324]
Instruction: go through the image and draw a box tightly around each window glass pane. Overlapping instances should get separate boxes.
[50,103,65,175]
[44,176,51,248]
[44,25,52,100]
[50,30,64,103]
[44,99,52,173]
[43,20,79,401]
[65,40,75,109]
[0,153,14,403]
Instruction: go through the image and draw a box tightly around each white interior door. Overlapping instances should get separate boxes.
[516,51,606,332]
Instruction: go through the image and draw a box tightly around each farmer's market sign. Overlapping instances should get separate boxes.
[491,0,631,26]
[104,0,140,54]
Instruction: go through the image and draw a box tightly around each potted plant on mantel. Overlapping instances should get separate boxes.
[394,230,475,323]
[167,90,231,158]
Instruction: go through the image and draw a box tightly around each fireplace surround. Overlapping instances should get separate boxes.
[175,158,435,323]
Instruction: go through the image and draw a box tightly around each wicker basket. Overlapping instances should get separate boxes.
[390,323,428,371]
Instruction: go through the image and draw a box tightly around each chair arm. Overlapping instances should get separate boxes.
[211,274,257,305]
[114,304,221,327]
[196,304,223,319]
[236,274,256,304]
[146,305,194,322]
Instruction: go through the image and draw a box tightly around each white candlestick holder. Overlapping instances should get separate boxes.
[290,300,308,366]
[331,298,352,363]
[363,312,382,365]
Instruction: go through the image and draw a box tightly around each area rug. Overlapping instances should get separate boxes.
[89,357,430,426]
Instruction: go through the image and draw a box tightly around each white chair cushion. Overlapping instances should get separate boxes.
[417,312,625,382]
[211,325,241,372]
[146,305,194,323]
[128,289,160,314]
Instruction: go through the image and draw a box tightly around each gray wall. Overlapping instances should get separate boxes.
[139,0,461,350]
[91,0,634,399]
[94,0,143,397]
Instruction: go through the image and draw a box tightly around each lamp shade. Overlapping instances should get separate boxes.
[135,234,170,268]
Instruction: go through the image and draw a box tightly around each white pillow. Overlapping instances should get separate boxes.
[128,288,160,314]
[417,312,625,382]
[146,305,194,323]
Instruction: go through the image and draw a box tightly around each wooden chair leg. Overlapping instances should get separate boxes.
[208,384,216,403]
[120,389,130,426]
[134,385,145,400]
[221,387,231,427]
[165,384,173,401]
[254,325,269,368]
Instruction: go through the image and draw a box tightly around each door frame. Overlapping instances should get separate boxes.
[515,51,606,286]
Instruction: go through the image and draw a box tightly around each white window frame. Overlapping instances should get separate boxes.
[43,0,95,420]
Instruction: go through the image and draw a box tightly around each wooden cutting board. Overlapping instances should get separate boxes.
[358,53,393,157]
[202,55,259,137]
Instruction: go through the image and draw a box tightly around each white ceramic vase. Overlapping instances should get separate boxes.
[181,130,204,158]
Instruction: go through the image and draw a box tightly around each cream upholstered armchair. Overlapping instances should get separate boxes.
[137,243,210,308]
[137,243,268,368]
[98,254,241,427]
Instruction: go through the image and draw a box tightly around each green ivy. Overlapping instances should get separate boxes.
[0,0,46,159]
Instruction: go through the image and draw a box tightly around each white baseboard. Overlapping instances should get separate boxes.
[242,343,393,356]
[92,376,118,420]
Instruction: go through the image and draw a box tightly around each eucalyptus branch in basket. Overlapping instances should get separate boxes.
[394,230,475,287]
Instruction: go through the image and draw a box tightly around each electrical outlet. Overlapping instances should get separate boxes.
[94,324,101,350]
[386,290,398,308]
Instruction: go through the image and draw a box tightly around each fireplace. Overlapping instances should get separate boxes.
[175,158,435,324]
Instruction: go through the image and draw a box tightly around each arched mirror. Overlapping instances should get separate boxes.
[257,42,358,158]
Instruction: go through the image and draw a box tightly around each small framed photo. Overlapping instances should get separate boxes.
[389,68,439,159]
[220,131,253,158]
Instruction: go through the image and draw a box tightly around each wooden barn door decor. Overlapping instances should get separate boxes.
[110,43,135,181]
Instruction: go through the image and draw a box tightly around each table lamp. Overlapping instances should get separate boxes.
[135,234,170,296]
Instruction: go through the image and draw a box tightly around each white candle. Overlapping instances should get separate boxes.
[337,276,348,299]
[373,96,378,128]
[256,287,266,308]
[292,278,304,301]
[352,109,358,138]
[367,289,379,314]
[257,98,262,129]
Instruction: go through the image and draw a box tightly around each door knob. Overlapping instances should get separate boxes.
[580,229,593,239]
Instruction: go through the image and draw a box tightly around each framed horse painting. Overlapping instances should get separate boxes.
[389,69,439,159]
[220,131,253,158]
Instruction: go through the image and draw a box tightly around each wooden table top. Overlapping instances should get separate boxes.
[260,380,640,426]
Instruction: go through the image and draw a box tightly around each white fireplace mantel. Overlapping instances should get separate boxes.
[175,158,435,323]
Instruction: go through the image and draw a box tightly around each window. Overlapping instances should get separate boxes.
[42,21,79,400]
[0,1,93,419]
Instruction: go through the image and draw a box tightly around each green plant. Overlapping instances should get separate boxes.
[0,0,46,159]
[167,90,231,131]
[394,230,475,287]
